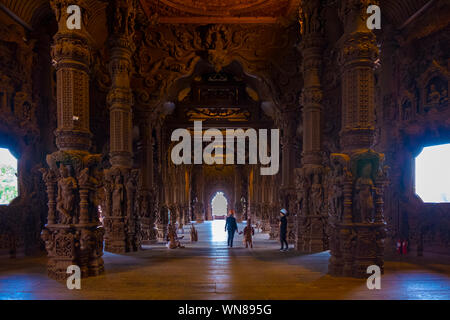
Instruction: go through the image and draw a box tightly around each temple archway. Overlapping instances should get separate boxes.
[211,191,228,219]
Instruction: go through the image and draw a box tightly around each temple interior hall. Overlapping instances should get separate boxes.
[1,221,449,300]
[0,0,449,300]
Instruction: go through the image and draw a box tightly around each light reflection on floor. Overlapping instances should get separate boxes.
[0,221,449,300]
[210,220,227,243]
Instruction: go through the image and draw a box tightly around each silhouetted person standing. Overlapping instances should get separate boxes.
[279,208,289,251]
[225,210,238,248]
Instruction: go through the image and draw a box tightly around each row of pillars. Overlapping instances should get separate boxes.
[40,0,389,279]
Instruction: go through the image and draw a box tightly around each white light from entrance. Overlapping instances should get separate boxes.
[0,148,18,205]
[415,143,450,203]
[212,192,228,217]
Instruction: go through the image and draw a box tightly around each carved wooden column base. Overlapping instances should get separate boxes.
[329,223,387,278]
[328,150,389,278]
[103,167,141,254]
[156,224,168,243]
[194,203,204,223]
[140,218,158,244]
[103,217,127,253]
[42,224,104,280]
[269,219,279,240]
[297,215,327,253]
[41,150,104,280]
[293,166,328,252]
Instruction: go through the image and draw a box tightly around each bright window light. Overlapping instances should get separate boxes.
[415,143,450,203]
[0,148,18,205]
[211,192,228,216]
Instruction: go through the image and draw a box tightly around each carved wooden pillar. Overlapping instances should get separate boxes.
[103,0,140,253]
[338,0,377,151]
[328,0,389,278]
[280,109,297,243]
[378,30,401,256]
[294,0,328,253]
[138,117,158,243]
[40,0,104,280]
[194,166,205,223]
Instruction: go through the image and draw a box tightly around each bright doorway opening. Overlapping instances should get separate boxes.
[0,148,18,205]
[211,191,228,219]
[415,143,450,203]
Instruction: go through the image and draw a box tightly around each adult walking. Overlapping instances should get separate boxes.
[225,210,238,248]
[279,208,289,251]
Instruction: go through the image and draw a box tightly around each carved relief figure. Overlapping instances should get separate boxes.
[426,77,448,107]
[310,173,323,215]
[56,165,78,224]
[112,174,124,217]
[126,171,138,218]
[294,170,308,215]
[354,163,375,223]
[329,164,344,220]
[402,99,412,121]
[427,84,441,104]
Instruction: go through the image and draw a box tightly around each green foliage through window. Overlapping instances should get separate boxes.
[0,148,18,205]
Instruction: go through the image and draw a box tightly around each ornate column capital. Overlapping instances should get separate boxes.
[298,0,324,37]
[339,0,379,31]
[338,32,378,69]
[107,0,137,51]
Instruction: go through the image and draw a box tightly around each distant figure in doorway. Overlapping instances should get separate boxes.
[241,219,255,248]
[279,208,289,251]
[225,210,239,248]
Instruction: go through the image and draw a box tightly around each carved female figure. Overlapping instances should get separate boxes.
[295,171,308,215]
[126,172,137,218]
[355,163,375,223]
[310,173,323,215]
[56,165,78,224]
[329,164,344,219]
[112,174,124,217]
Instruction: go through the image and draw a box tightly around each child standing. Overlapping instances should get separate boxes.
[242,219,255,248]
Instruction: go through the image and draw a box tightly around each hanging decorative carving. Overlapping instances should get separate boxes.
[133,22,302,112]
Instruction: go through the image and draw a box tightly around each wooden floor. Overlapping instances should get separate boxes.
[0,221,449,300]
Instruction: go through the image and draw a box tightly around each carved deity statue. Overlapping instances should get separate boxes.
[140,194,149,218]
[427,84,441,104]
[329,163,344,220]
[310,173,323,215]
[354,163,375,223]
[126,172,138,218]
[56,165,78,224]
[294,171,308,214]
[112,174,124,217]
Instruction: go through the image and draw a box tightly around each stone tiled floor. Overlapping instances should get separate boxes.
[0,220,449,300]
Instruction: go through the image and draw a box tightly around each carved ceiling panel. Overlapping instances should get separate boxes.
[139,0,301,23]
